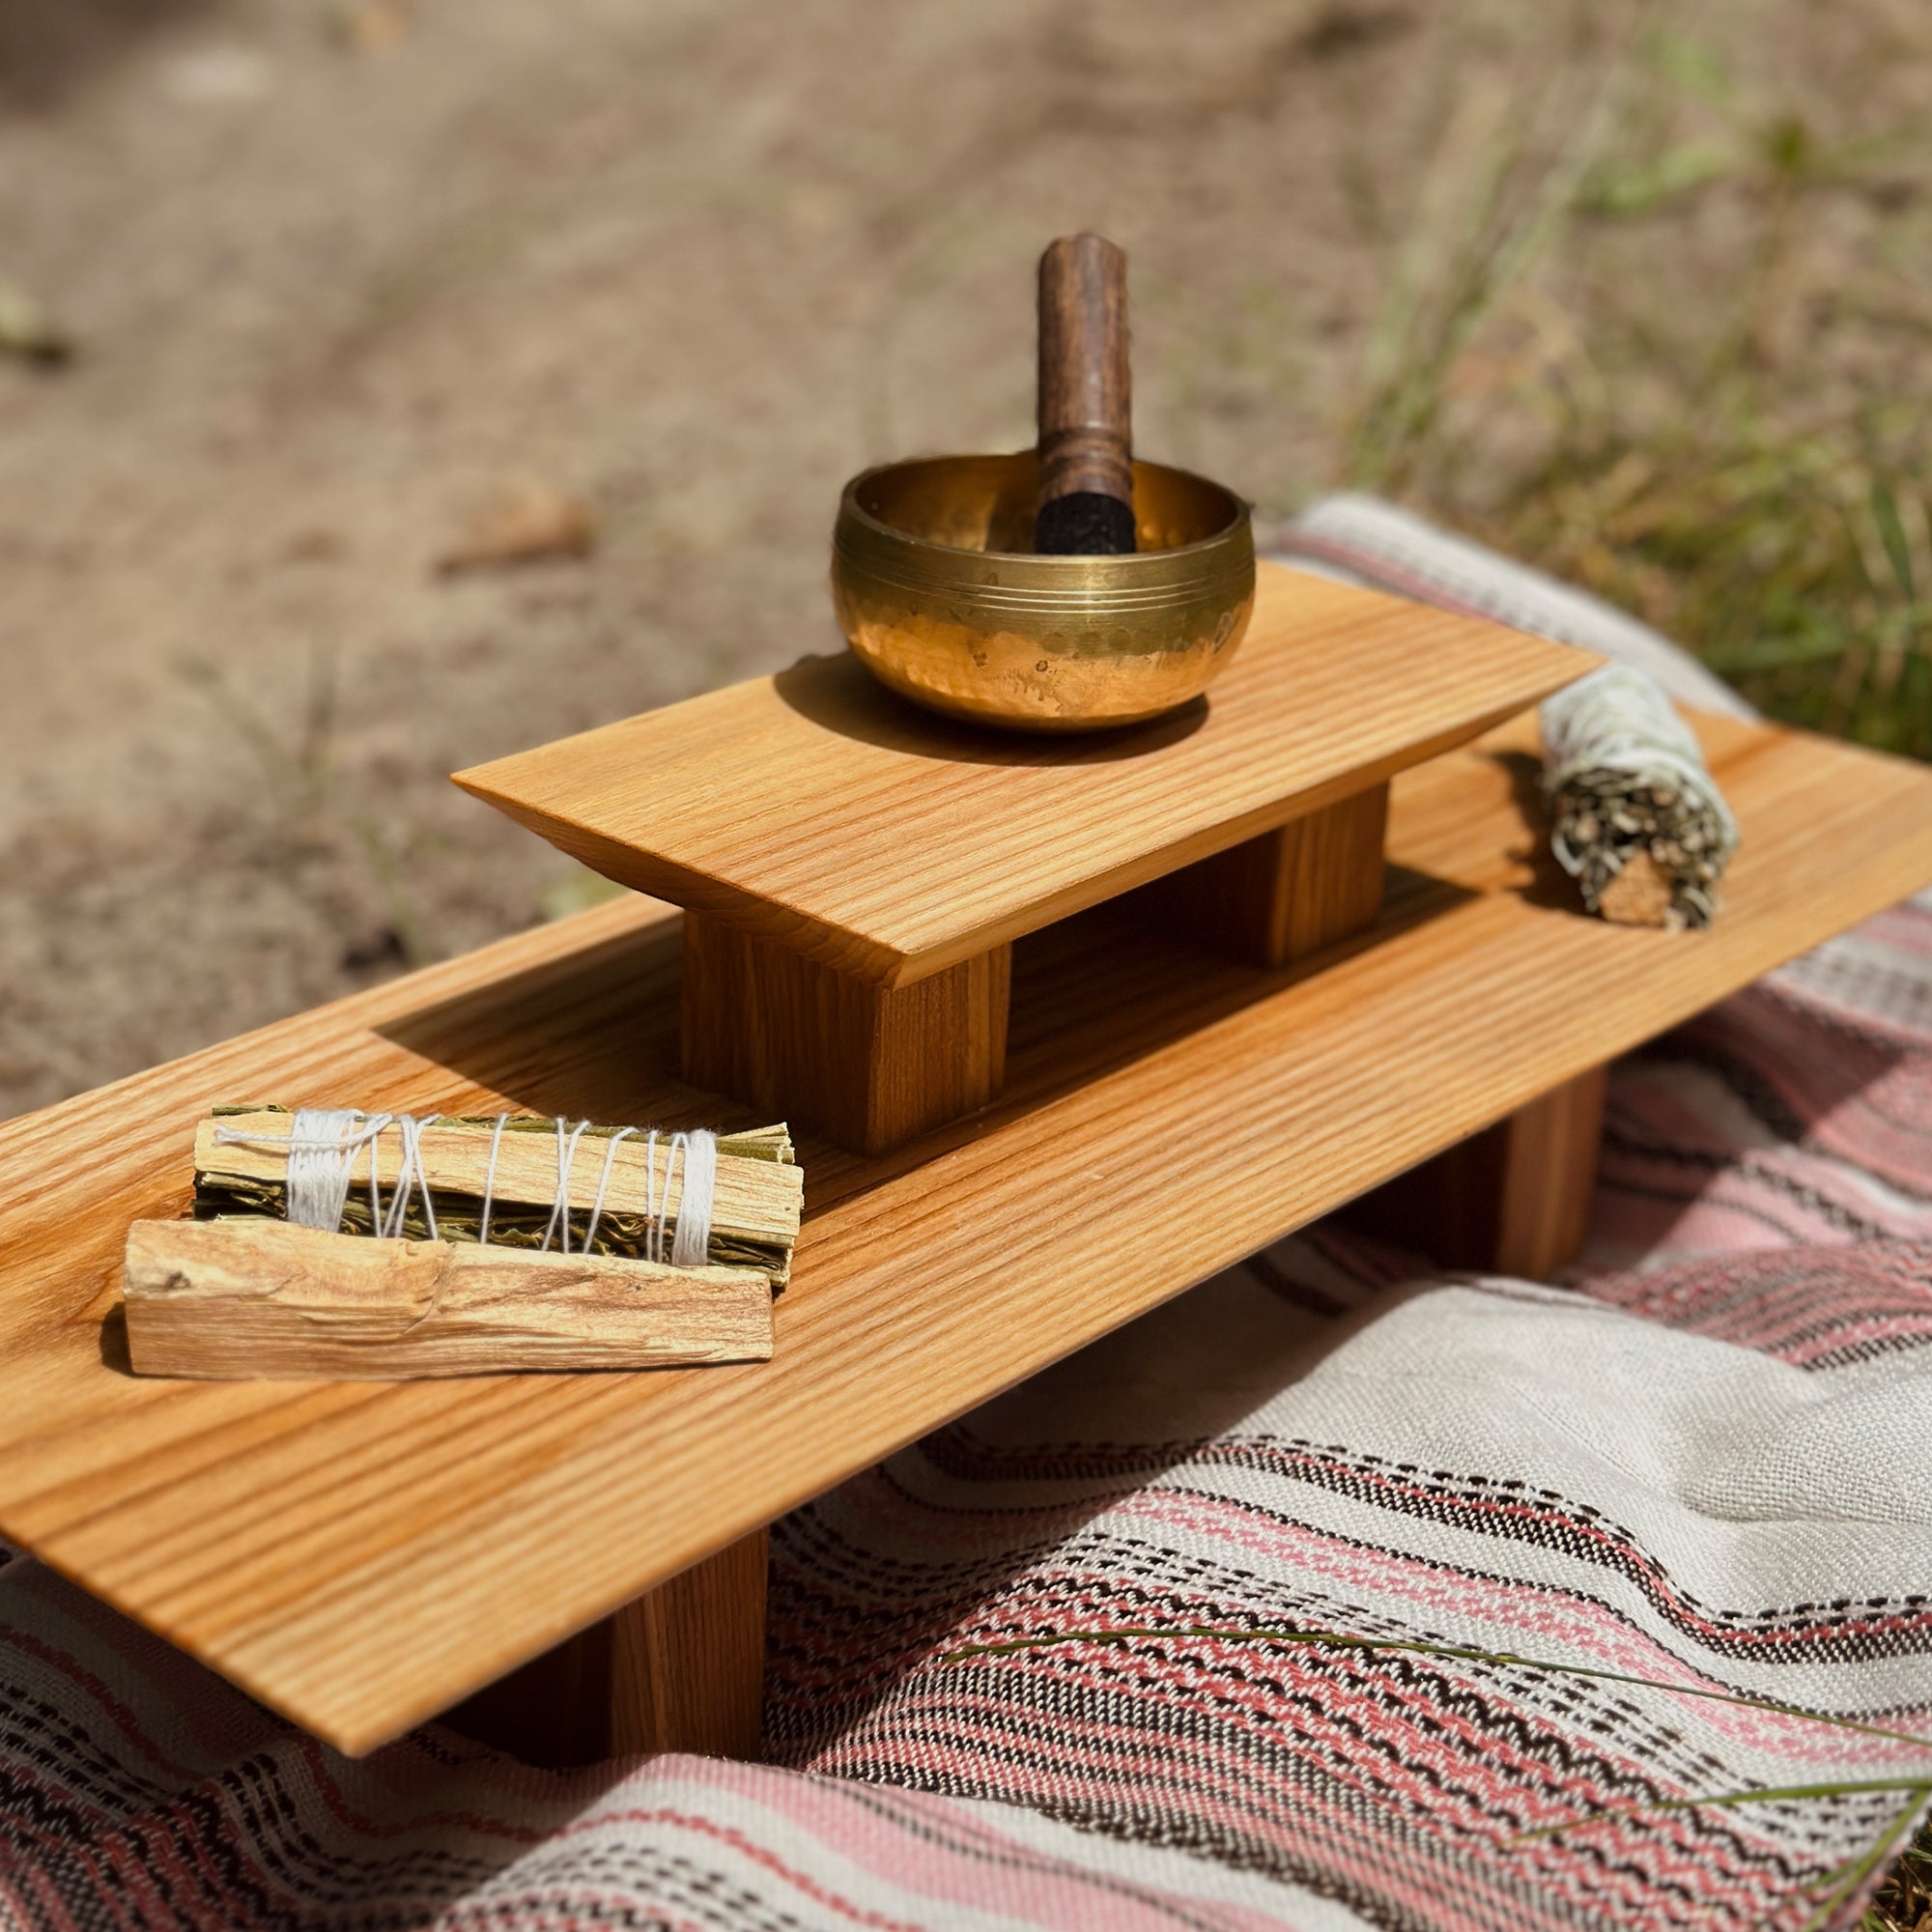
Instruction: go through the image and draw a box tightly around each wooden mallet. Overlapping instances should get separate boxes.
[1033,233,1137,556]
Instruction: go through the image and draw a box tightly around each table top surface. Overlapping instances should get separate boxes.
[4,708,1931,1756]
[455,563,1594,984]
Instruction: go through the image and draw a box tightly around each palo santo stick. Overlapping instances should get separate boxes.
[1594,847,1675,928]
[196,1110,800,1288]
[124,1217,774,1379]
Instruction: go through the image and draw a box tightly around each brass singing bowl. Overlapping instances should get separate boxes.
[832,452,1256,732]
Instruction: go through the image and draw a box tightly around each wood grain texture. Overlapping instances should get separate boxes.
[122,1218,774,1379]
[1127,781,1390,968]
[453,562,1596,987]
[611,1528,768,1758]
[445,1529,769,1767]
[1,712,1929,1756]
[682,913,1009,1153]
[442,1595,619,1767]
[1345,1065,1606,1278]
[1493,1065,1608,1278]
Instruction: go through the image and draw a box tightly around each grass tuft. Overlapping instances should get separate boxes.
[1342,18,1932,761]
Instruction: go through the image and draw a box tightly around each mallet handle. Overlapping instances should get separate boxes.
[1035,234,1136,554]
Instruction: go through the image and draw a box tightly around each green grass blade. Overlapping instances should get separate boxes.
[1872,480,1917,601]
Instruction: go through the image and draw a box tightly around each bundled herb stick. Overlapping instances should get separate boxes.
[195,1107,798,1288]
[1540,666,1739,930]
[123,1107,802,1380]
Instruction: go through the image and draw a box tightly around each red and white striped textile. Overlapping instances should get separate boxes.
[2,499,1926,1931]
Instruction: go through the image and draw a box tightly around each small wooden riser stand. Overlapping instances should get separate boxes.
[1344,1066,1607,1279]
[682,786,1391,1153]
[684,787,1386,1151]
[1125,783,1390,968]
[447,1531,769,1768]
[459,565,1596,1158]
[683,916,1010,1157]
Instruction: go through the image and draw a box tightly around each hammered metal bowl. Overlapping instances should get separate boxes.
[832,452,1255,732]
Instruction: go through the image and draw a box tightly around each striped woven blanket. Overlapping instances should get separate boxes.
[3,501,1927,1931]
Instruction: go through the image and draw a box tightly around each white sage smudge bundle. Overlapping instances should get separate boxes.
[1540,666,1739,931]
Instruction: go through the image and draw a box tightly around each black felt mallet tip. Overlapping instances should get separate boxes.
[1034,490,1138,556]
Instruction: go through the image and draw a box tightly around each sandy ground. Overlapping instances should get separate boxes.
[2,0,1924,1117]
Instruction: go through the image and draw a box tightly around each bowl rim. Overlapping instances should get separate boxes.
[838,451,1252,565]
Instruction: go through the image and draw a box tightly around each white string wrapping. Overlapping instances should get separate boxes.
[641,1129,665,1256]
[1541,665,1739,847]
[379,1112,441,1240]
[582,1125,639,1253]
[214,1108,389,1234]
[536,1121,718,1263]
[540,1117,594,1254]
[477,1113,509,1246]
[213,1111,721,1265]
[670,1128,717,1267]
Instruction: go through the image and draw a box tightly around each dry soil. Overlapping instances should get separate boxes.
[3,0,1923,1116]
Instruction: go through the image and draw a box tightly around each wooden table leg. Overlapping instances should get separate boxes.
[1126,781,1389,968]
[1341,1065,1607,1279]
[444,1528,769,1768]
[609,1528,768,1757]
[682,910,1010,1154]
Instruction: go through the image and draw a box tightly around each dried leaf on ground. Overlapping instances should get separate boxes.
[327,1,412,56]
[0,276,71,366]
[436,484,597,575]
